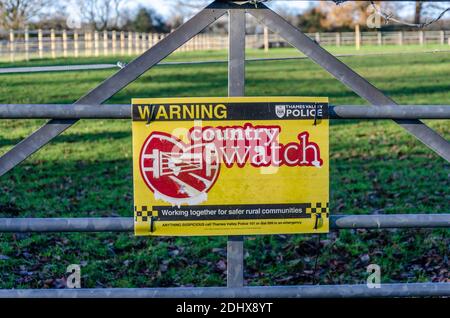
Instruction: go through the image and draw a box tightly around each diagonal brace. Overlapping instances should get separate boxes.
[248,5,450,162]
[0,3,227,177]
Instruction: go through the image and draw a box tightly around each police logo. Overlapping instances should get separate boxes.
[275,105,286,118]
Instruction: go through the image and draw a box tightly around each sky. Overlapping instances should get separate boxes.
[132,0,312,18]
[62,1,432,26]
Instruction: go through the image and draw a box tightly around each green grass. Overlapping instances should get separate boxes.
[0,46,448,288]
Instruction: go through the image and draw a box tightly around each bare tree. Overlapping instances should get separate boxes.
[0,0,53,29]
[414,1,424,25]
[74,0,124,30]
[168,0,228,33]
[168,0,209,25]
[330,0,450,28]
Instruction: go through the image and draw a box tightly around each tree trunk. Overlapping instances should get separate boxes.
[414,1,423,25]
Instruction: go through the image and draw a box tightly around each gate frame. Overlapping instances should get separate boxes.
[0,1,449,297]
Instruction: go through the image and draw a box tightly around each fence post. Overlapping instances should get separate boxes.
[50,29,56,59]
[38,29,43,59]
[74,31,79,58]
[149,33,153,48]
[25,28,30,61]
[419,30,424,45]
[137,32,142,53]
[135,32,140,55]
[84,31,89,56]
[149,33,154,48]
[94,31,99,57]
[377,31,382,46]
[398,31,404,46]
[335,32,341,47]
[263,26,269,52]
[141,32,146,53]
[112,31,117,55]
[128,31,133,56]
[91,32,94,56]
[194,34,198,51]
[440,30,445,45]
[355,24,361,50]
[315,32,320,44]
[9,29,14,62]
[62,29,68,58]
[103,30,108,56]
[148,33,151,51]
[120,31,125,55]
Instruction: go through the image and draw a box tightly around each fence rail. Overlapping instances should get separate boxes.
[0,104,449,119]
[1,28,450,62]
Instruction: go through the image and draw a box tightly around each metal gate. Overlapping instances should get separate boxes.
[0,1,449,298]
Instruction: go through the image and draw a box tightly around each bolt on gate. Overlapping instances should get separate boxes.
[0,1,449,298]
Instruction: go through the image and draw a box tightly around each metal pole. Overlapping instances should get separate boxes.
[248,5,450,163]
[1,104,450,119]
[0,214,449,233]
[0,3,228,177]
[228,10,245,97]
[329,105,450,119]
[0,283,448,298]
[227,9,245,288]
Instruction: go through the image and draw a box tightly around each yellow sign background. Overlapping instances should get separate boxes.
[132,97,329,236]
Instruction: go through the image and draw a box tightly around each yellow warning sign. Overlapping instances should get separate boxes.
[132,97,329,236]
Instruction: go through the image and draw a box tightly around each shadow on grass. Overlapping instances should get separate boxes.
[0,130,131,148]
[0,153,448,288]
[0,151,447,218]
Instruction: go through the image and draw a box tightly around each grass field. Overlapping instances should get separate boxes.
[0,45,449,288]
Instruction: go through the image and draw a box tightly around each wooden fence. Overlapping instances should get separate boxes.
[1,28,450,62]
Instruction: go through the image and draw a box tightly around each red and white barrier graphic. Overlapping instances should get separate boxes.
[140,132,220,206]
[140,125,323,206]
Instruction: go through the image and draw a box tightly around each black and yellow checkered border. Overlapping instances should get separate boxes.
[135,205,158,232]
[305,202,329,216]
[134,205,158,223]
[305,202,329,230]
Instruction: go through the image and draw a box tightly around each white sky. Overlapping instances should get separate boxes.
[132,0,312,18]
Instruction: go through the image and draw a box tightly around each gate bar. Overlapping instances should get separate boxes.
[248,5,450,162]
[1,104,449,119]
[0,283,448,298]
[0,214,448,232]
